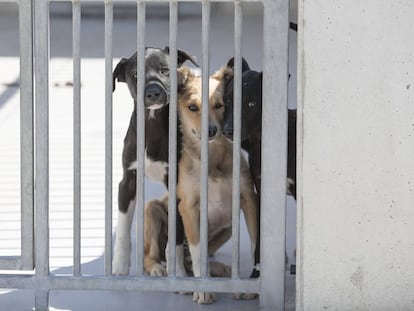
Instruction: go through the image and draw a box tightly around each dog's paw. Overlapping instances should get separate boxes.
[150,264,167,277]
[112,255,130,276]
[233,292,258,300]
[209,261,231,277]
[193,292,216,304]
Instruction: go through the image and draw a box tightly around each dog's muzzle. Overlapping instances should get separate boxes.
[222,129,233,140]
[209,125,218,139]
[145,82,168,109]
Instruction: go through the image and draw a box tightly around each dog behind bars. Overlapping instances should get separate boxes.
[175,65,258,304]
[111,47,198,276]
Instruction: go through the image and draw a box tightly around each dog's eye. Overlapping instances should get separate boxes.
[131,72,137,80]
[160,66,169,75]
[188,104,199,112]
[214,103,223,109]
[248,101,256,108]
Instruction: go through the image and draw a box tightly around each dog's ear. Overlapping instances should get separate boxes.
[177,66,192,94]
[226,57,250,72]
[222,67,234,83]
[112,58,128,92]
[164,46,199,68]
[177,49,199,67]
[211,66,234,84]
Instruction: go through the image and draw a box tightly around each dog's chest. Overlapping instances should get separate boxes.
[128,150,168,183]
[207,176,233,234]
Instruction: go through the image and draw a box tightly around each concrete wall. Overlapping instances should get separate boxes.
[297,1,414,310]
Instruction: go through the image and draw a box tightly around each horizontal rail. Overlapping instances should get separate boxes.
[0,275,259,293]
[41,0,262,2]
[0,258,21,270]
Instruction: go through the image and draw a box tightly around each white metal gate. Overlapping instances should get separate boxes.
[0,0,289,310]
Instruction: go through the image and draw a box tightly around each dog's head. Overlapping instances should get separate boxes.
[177,66,233,144]
[222,57,262,141]
[113,46,198,110]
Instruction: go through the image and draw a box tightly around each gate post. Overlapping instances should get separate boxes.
[18,0,35,271]
[260,0,289,310]
[34,0,50,310]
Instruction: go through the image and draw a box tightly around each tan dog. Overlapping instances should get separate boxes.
[176,66,258,304]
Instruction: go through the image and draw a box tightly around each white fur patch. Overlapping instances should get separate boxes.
[113,199,135,275]
[128,152,168,184]
[148,109,156,120]
[189,243,201,277]
[190,67,202,77]
[128,161,137,171]
[190,243,216,304]
[145,155,168,183]
[146,104,164,120]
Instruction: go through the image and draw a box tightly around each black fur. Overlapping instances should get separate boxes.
[222,57,296,277]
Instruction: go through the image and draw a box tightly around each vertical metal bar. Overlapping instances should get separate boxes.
[73,0,81,277]
[18,0,34,270]
[167,0,178,277]
[35,289,49,311]
[231,0,242,280]
[104,0,113,276]
[34,0,50,279]
[260,0,289,309]
[135,0,146,277]
[200,0,210,278]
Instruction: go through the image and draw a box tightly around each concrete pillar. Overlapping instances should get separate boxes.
[297,1,414,310]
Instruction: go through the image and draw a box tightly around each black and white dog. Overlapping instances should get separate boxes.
[112,47,198,276]
[222,58,297,277]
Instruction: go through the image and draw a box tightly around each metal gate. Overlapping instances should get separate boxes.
[0,0,34,272]
[0,0,289,310]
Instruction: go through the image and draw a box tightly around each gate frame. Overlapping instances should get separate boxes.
[0,0,34,271]
[0,0,289,310]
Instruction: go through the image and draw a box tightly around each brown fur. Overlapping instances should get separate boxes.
[176,66,258,304]
[144,194,169,276]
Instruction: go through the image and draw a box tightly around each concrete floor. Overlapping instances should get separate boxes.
[0,3,297,310]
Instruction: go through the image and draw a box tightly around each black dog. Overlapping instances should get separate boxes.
[222,58,296,277]
[112,47,198,276]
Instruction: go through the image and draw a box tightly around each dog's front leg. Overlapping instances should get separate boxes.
[113,198,135,275]
[144,197,168,277]
[234,188,259,300]
[179,199,216,304]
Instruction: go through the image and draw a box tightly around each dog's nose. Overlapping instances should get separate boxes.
[223,129,234,140]
[208,125,218,138]
[145,84,166,105]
